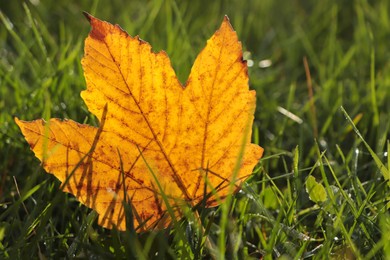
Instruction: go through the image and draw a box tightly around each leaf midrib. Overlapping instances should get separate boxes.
[101,35,192,202]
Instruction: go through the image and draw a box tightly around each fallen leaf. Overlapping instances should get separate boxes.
[15,14,263,231]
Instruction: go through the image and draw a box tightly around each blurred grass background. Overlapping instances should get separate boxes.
[1,0,390,258]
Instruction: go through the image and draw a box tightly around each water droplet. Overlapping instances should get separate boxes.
[355,148,360,155]
[319,138,327,148]
[243,51,251,60]
[258,59,272,68]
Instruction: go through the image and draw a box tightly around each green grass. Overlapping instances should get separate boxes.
[1,0,390,258]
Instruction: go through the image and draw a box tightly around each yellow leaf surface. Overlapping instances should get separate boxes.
[15,14,264,231]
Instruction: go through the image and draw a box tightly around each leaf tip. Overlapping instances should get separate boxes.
[82,11,92,22]
[83,12,107,42]
[14,117,22,127]
[222,15,233,30]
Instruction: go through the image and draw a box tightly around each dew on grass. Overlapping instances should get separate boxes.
[277,106,303,124]
[258,59,272,68]
[319,138,328,149]
[243,51,251,60]
[243,51,254,67]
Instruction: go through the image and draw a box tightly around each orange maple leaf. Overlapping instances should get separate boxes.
[15,14,264,231]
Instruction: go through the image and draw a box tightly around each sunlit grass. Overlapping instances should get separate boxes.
[1,0,390,258]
